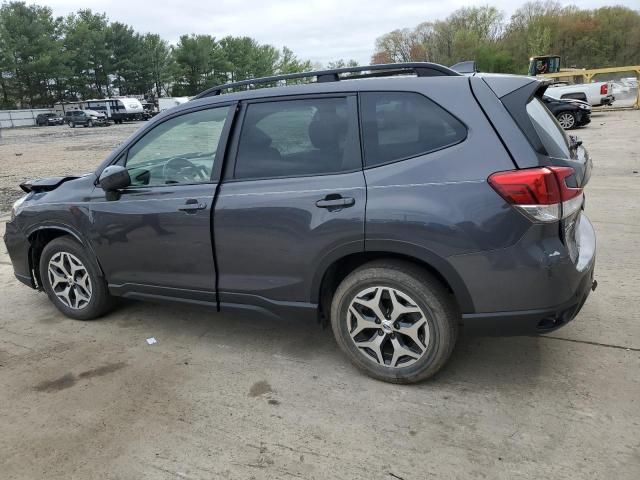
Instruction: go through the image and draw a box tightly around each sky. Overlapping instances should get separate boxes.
[32,0,640,65]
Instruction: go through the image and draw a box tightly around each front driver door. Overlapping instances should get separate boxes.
[88,104,234,302]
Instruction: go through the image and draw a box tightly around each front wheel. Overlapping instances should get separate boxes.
[68,121,75,128]
[557,112,577,129]
[87,119,93,128]
[39,237,115,320]
[331,260,458,384]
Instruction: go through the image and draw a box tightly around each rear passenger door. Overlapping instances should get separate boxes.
[215,95,365,306]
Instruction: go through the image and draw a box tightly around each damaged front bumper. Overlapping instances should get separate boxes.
[3,220,34,288]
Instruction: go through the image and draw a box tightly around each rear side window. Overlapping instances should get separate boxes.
[234,97,360,180]
[360,92,466,167]
[526,97,570,159]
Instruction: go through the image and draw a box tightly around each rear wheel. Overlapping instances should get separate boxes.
[68,121,75,128]
[331,260,458,384]
[557,112,576,129]
[39,237,115,320]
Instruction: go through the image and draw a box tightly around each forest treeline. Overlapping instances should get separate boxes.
[0,1,348,108]
[372,1,640,74]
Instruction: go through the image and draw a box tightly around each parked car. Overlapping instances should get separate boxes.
[4,63,596,384]
[545,81,614,107]
[542,95,591,129]
[36,113,64,126]
[64,109,109,128]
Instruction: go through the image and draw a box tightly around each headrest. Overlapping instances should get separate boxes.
[242,126,272,148]
[308,110,347,151]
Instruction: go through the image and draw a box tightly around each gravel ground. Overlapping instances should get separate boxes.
[0,111,639,479]
[0,122,141,212]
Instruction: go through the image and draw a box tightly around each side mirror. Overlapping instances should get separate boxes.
[99,165,131,191]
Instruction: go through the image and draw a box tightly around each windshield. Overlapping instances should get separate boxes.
[526,97,571,159]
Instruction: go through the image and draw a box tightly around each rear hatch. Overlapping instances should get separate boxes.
[478,75,592,264]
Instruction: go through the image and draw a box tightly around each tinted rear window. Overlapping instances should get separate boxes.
[234,97,360,180]
[360,92,466,167]
[526,98,570,158]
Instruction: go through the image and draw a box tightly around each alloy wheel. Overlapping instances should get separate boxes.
[346,286,430,368]
[47,252,92,309]
[557,113,575,129]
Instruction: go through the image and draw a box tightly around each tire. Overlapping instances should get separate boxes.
[330,260,458,384]
[87,120,93,128]
[68,121,75,128]
[39,236,115,320]
[557,112,576,130]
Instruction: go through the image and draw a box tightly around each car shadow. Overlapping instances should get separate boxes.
[104,299,542,387]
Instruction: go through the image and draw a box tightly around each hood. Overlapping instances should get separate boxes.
[19,173,90,193]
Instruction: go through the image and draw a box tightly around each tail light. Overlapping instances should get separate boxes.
[600,84,608,95]
[488,167,583,222]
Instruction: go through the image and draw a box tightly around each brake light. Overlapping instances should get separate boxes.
[600,84,608,95]
[488,167,583,222]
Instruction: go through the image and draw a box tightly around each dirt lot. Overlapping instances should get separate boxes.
[0,122,141,212]
[1,113,639,479]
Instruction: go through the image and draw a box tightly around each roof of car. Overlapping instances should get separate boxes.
[181,75,468,111]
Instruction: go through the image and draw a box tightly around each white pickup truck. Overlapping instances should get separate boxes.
[544,81,615,107]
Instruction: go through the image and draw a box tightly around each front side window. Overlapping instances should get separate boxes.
[125,106,230,186]
[360,92,467,167]
[526,97,571,159]
[234,97,360,180]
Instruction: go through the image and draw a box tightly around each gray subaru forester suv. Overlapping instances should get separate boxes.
[4,63,596,383]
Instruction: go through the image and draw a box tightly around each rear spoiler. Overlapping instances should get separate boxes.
[20,176,78,193]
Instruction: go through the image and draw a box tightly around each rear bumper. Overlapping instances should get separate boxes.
[599,96,614,106]
[452,213,597,335]
[461,262,595,335]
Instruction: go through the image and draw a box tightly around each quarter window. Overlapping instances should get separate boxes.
[125,106,230,186]
[360,92,466,167]
[526,97,571,159]
[234,97,360,180]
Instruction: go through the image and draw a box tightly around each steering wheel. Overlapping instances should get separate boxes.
[162,157,210,184]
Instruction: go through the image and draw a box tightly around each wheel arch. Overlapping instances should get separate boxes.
[312,241,474,322]
[26,225,104,287]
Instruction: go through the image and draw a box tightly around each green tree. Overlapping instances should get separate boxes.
[63,9,112,98]
[326,59,359,69]
[106,22,149,96]
[142,33,173,98]
[219,36,280,83]
[172,34,226,95]
[0,1,62,107]
[277,46,312,74]
[372,6,507,69]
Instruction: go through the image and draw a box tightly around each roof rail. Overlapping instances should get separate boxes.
[192,62,460,99]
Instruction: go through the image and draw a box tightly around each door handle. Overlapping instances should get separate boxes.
[179,199,207,213]
[315,195,355,210]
